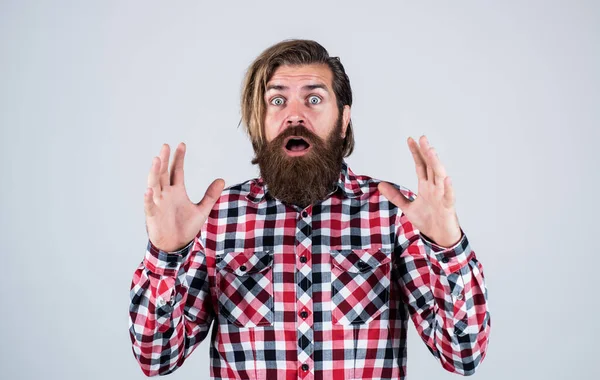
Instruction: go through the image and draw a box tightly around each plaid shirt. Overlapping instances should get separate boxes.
[129,161,491,379]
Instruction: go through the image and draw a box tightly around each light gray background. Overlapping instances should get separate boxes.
[1,1,598,379]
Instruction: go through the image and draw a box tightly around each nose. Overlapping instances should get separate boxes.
[286,115,304,125]
[284,98,305,126]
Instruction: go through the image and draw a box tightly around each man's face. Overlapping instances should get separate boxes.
[253,63,351,208]
[263,63,350,151]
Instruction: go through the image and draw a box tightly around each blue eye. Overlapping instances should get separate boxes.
[271,97,284,106]
[308,95,321,105]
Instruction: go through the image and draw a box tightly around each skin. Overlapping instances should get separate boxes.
[263,64,351,151]
[378,135,462,248]
[144,142,225,252]
[144,64,461,251]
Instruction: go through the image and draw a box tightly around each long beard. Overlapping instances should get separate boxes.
[252,117,345,209]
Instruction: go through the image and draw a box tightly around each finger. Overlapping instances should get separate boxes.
[428,147,447,191]
[408,137,427,181]
[196,178,226,221]
[143,187,157,216]
[443,176,455,206]
[419,135,436,185]
[377,182,411,211]
[159,144,171,189]
[147,157,162,198]
[426,156,435,185]
[170,142,186,186]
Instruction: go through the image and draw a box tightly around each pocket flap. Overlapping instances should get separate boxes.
[331,248,391,273]
[217,250,273,276]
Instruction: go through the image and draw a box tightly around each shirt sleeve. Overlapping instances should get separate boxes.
[393,211,491,375]
[128,234,215,376]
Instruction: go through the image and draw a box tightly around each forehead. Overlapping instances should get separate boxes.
[266,63,333,89]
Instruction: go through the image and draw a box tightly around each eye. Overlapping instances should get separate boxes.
[270,97,285,106]
[308,95,321,105]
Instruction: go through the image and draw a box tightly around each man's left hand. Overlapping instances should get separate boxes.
[378,135,462,248]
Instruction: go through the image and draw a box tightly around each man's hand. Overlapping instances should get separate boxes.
[378,135,462,248]
[144,142,225,252]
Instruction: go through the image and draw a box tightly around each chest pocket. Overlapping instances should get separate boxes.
[330,248,392,325]
[215,250,274,328]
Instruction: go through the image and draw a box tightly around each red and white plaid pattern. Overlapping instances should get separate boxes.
[129,161,491,379]
[330,248,391,325]
[216,249,274,327]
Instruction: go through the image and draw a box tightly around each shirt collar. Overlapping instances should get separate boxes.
[246,160,364,204]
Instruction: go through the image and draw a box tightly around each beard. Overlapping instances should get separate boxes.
[252,115,345,209]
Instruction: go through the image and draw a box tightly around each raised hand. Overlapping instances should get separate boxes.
[144,142,225,252]
[378,135,462,248]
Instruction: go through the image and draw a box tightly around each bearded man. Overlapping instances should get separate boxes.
[129,39,491,380]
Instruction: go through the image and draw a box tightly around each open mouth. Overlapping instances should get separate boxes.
[284,136,311,155]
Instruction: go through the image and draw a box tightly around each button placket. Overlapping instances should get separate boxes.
[295,206,314,378]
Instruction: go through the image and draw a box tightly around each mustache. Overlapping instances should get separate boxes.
[252,124,329,165]
[272,125,323,146]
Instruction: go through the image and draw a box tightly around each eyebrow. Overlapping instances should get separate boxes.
[265,84,330,93]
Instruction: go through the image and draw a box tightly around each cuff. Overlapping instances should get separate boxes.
[143,239,194,277]
[421,228,472,273]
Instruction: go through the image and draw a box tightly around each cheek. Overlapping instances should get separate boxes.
[263,111,282,142]
[314,111,339,139]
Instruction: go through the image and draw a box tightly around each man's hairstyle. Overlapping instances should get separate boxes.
[240,39,355,157]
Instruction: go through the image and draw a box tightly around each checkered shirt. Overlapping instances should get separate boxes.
[129,161,491,379]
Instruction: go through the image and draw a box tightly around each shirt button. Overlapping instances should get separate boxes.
[456,293,464,300]
[299,256,307,263]
[301,364,309,371]
[300,310,308,319]
[240,265,247,272]
[301,211,308,218]
[441,257,449,263]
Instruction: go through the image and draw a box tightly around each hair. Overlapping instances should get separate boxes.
[240,39,355,157]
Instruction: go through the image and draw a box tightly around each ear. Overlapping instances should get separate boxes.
[341,105,351,138]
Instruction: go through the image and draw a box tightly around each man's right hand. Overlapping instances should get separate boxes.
[144,142,225,252]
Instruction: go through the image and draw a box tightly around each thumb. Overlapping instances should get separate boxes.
[195,178,225,221]
[378,181,411,212]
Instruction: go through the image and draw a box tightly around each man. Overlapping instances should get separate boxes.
[129,39,491,379]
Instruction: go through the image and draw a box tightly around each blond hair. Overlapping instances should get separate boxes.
[240,39,354,156]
